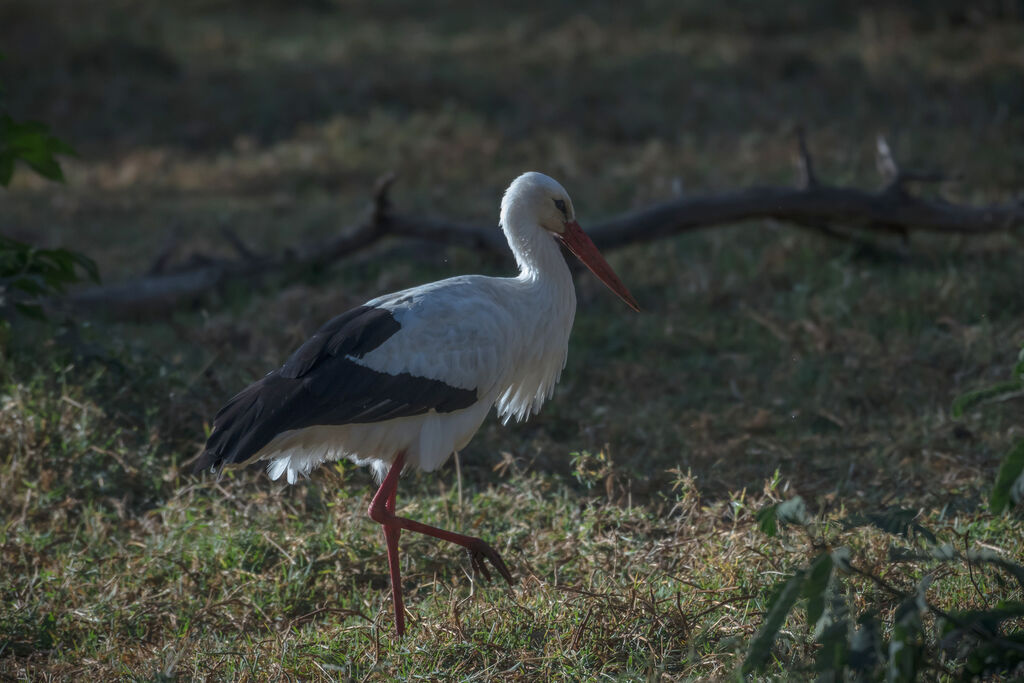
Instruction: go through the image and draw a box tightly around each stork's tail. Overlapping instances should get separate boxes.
[192,380,269,474]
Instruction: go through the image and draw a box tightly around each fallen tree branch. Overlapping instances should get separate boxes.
[586,180,1019,250]
[69,134,1023,318]
[69,180,395,317]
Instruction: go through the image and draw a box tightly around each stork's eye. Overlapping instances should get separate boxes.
[553,198,568,217]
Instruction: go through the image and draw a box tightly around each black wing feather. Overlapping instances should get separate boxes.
[194,305,478,473]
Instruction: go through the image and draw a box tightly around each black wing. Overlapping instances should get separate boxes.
[193,305,478,473]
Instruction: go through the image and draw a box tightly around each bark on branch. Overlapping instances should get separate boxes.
[69,136,1023,318]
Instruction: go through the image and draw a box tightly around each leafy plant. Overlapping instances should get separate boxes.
[0,114,76,185]
[950,344,1024,419]
[0,52,77,186]
[745,499,1024,680]
[0,52,98,324]
[0,236,99,319]
[744,347,1024,677]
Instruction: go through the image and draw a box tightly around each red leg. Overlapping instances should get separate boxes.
[367,452,515,635]
[381,523,404,635]
[391,515,514,586]
[369,452,407,636]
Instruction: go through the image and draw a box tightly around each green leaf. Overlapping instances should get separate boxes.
[888,623,920,682]
[830,546,852,573]
[809,560,848,677]
[0,152,13,186]
[848,613,881,674]
[37,251,75,288]
[13,302,46,319]
[990,440,1024,514]
[756,496,809,538]
[842,508,936,544]
[756,503,778,537]
[964,632,1024,678]
[814,618,849,675]
[743,570,806,674]
[969,549,1024,591]
[17,148,64,181]
[71,250,100,283]
[0,238,99,321]
[0,114,76,185]
[952,379,1024,418]
[888,542,957,563]
[943,602,1024,639]
[886,578,930,683]
[10,274,49,295]
[803,553,833,630]
[777,496,810,526]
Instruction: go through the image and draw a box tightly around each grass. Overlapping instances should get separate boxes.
[2,1,1024,679]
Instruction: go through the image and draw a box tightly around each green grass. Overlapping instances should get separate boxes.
[2,1,1024,679]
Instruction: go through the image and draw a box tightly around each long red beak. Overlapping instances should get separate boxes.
[559,220,640,312]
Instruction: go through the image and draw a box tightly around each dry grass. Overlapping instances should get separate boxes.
[2,1,1024,680]
[3,375,1021,679]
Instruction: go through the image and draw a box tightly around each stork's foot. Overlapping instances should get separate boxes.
[466,537,514,586]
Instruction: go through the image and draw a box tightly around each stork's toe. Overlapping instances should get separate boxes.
[466,538,515,586]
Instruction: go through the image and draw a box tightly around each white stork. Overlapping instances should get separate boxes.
[195,172,639,636]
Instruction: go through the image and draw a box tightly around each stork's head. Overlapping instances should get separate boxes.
[504,171,577,234]
[502,172,640,312]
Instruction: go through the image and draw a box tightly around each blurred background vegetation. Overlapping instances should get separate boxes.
[1,1,1023,679]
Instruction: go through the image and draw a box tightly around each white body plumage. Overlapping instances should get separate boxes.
[258,173,579,483]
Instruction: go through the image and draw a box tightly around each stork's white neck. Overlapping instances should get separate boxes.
[493,191,578,424]
[500,198,572,286]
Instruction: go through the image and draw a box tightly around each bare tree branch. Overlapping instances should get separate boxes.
[796,126,818,189]
[68,137,1024,318]
[876,134,900,183]
[147,230,181,275]
[220,227,262,261]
